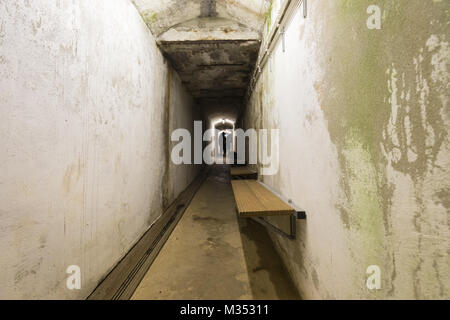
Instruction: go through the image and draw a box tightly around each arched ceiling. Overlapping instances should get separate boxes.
[132,0,269,36]
[132,0,271,122]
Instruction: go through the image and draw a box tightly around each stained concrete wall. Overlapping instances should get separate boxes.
[0,0,199,299]
[244,0,449,299]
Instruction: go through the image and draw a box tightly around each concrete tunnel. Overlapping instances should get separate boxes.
[0,0,449,301]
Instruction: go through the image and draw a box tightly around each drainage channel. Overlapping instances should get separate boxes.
[88,169,208,300]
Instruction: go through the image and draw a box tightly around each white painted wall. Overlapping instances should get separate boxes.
[168,69,202,202]
[244,0,449,299]
[0,0,199,299]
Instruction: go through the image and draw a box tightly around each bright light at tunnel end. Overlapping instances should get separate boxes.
[170,121,280,176]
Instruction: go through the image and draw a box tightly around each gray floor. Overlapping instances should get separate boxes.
[132,165,300,300]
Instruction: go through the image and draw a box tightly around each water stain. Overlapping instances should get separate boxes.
[200,0,218,18]
[192,215,221,223]
[62,159,81,193]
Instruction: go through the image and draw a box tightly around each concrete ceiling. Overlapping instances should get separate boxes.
[132,0,270,121]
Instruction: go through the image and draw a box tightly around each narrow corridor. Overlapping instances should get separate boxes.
[0,0,448,301]
[132,165,299,300]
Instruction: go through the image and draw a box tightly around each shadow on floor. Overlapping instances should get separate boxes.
[236,217,301,300]
[131,164,300,300]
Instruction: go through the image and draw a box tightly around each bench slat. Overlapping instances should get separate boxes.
[231,180,295,217]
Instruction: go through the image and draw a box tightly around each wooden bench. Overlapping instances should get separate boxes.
[231,180,295,217]
[230,166,258,180]
[231,180,306,239]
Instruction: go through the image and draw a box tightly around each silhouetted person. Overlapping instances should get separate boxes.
[221,132,227,156]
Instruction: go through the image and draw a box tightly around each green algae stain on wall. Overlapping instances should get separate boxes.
[315,0,449,297]
[243,0,449,299]
[144,11,158,24]
[265,1,273,34]
[315,0,393,272]
[340,130,387,271]
[325,0,449,188]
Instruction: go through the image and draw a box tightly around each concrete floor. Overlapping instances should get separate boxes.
[131,165,300,300]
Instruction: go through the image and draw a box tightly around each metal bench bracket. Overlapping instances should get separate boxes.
[250,211,306,240]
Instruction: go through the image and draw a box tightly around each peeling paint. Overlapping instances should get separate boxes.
[244,0,449,299]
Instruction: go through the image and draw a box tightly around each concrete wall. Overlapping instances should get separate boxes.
[0,0,199,299]
[244,0,449,299]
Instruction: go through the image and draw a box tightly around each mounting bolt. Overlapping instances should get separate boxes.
[296,211,307,220]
